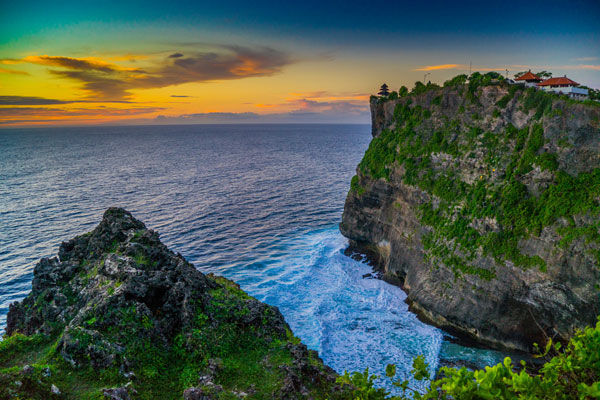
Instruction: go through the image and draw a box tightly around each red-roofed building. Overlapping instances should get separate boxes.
[537,75,588,99]
[537,76,579,87]
[514,70,542,87]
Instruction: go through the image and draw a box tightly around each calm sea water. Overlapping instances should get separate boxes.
[0,124,508,391]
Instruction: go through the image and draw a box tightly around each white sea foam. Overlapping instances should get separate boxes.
[220,227,443,393]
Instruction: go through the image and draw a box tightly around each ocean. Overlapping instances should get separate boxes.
[0,124,509,392]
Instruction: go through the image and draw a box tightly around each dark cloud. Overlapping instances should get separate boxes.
[136,45,291,89]
[0,107,61,115]
[287,98,369,115]
[155,112,261,123]
[0,106,165,118]
[0,96,73,105]
[49,69,133,100]
[0,67,29,75]
[18,45,293,100]
[0,119,59,125]
[0,95,135,105]
[153,109,369,124]
[170,95,191,98]
[25,55,118,72]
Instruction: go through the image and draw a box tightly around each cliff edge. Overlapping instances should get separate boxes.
[342,76,600,352]
[2,208,349,399]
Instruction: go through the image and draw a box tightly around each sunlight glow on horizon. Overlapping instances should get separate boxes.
[1,1,598,127]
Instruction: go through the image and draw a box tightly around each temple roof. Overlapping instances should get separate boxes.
[537,76,580,87]
[515,71,541,81]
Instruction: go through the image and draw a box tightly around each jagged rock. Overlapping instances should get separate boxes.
[51,384,61,395]
[3,208,351,399]
[103,386,131,400]
[183,384,223,400]
[22,365,34,375]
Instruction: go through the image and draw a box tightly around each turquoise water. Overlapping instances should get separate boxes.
[218,226,443,390]
[0,124,508,392]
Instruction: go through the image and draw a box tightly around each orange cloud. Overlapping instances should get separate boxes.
[0,105,165,126]
[414,64,462,71]
[574,65,600,70]
[0,67,28,75]
[287,91,370,102]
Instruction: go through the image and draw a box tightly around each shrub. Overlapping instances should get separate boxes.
[522,87,554,119]
[343,319,600,399]
[443,74,468,87]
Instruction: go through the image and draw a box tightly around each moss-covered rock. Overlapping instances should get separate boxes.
[2,208,350,399]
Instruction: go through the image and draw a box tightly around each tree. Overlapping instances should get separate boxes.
[411,81,427,95]
[579,86,599,100]
[378,83,390,96]
[398,86,409,97]
[537,70,553,79]
[514,70,553,79]
[443,74,468,87]
[514,71,528,79]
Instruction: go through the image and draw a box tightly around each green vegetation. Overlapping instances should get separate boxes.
[357,75,600,279]
[522,87,554,119]
[350,175,366,196]
[2,208,353,399]
[0,333,121,399]
[411,81,440,96]
[496,84,522,108]
[1,275,343,399]
[581,86,600,101]
[340,318,600,399]
[377,72,594,110]
[443,74,467,87]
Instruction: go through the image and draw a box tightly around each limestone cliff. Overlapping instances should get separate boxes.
[342,76,600,352]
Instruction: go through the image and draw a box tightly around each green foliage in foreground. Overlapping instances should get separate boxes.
[0,275,344,400]
[338,319,600,399]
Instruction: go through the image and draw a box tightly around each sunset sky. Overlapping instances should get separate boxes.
[1,0,599,127]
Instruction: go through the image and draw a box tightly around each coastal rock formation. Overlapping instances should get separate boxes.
[2,208,348,399]
[342,77,600,352]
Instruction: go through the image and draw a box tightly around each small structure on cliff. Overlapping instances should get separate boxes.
[378,83,390,96]
[515,70,543,87]
[537,76,589,99]
[513,70,589,99]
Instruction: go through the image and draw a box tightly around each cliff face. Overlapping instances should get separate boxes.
[2,208,348,400]
[343,81,600,352]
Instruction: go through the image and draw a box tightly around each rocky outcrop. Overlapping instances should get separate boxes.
[342,82,600,352]
[3,208,349,399]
